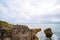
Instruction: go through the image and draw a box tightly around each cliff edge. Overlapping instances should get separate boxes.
[0,21,41,40]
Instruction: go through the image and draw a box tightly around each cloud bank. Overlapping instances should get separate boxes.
[0,0,60,24]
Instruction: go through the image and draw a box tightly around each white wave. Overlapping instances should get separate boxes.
[37,32,58,40]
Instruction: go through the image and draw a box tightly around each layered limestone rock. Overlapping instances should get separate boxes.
[44,28,53,38]
[0,21,41,40]
[12,25,41,40]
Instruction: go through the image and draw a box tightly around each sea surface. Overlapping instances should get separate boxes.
[21,24,60,40]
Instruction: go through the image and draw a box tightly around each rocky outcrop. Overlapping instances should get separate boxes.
[12,25,41,40]
[44,28,53,38]
[0,21,41,40]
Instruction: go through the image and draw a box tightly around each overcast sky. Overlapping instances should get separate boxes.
[0,0,60,24]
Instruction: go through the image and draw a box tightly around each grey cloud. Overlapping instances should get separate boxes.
[0,0,60,24]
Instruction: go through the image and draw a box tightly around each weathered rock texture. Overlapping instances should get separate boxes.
[0,21,41,40]
[44,28,53,38]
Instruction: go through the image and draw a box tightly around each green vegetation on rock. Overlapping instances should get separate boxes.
[0,21,14,29]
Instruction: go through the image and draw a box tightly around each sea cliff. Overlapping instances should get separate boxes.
[0,21,41,40]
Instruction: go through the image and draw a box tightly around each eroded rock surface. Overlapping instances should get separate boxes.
[44,28,53,38]
[12,25,41,40]
[0,21,41,40]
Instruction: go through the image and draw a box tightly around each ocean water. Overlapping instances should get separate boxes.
[21,24,60,40]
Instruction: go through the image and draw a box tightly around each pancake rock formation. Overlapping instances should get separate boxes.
[0,21,41,40]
